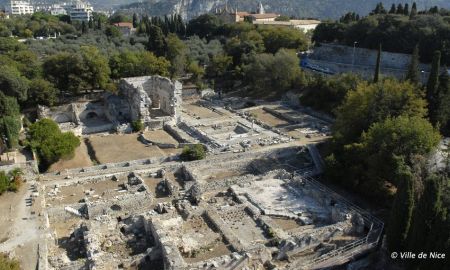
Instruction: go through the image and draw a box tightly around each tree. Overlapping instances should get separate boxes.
[436,69,450,135]
[0,92,20,117]
[165,33,187,77]
[243,49,301,94]
[362,116,441,185]
[80,46,111,90]
[97,18,102,30]
[147,25,165,57]
[426,50,441,125]
[410,2,418,18]
[109,50,170,79]
[371,3,386,15]
[389,4,396,14]
[408,174,444,255]
[396,4,404,14]
[404,3,410,16]
[0,115,22,149]
[300,73,362,115]
[386,161,415,252]
[0,66,29,101]
[28,78,59,106]
[43,52,86,95]
[88,18,94,29]
[187,14,222,39]
[28,119,80,170]
[8,168,23,192]
[105,26,121,38]
[0,171,9,195]
[0,92,21,149]
[334,79,427,144]
[206,54,232,78]
[81,21,87,34]
[259,26,308,54]
[132,13,138,28]
[180,144,206,161]
[406,45,420,85]
[187,61,205,84]
[373,43,382,83]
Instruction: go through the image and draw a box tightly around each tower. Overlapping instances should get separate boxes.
[257,1,265,14]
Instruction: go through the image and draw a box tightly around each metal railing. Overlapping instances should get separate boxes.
[291,173,384,269]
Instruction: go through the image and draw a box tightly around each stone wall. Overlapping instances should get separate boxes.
[311,44,430,70]
[119,76,182,126]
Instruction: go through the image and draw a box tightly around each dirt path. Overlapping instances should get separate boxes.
[0,181,39,269]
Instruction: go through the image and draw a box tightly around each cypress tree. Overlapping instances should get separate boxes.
[423,200,450,270]
[410,2,418,18]
[436,68,450,135]
[147,25,166,56]
[133,13,138,28]
[88,18,94,29]
[81,21,87,34]
[406,45,420,85]
[374,43,382,83]
[396,3,404,14]
[426,50,441,124]
[97,18,102,30]
[404,3,410,16]
[389,4,396,14]
[407,175,443,267]
[386,162,415,252]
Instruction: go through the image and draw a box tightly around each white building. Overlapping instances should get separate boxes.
[67,1,93,21]
[50,4,68,16]
[6,1,34,15]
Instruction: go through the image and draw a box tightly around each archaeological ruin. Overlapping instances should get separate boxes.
[20,75,383,269]
[38,76,182,135]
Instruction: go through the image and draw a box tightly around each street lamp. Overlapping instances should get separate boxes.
[352,41,358,72]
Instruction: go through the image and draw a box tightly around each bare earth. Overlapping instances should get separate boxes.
[89,133,167,164]
[143,130,179,145]
[49,141,93,172]
[0,182,40,270]
[249,108,290,128]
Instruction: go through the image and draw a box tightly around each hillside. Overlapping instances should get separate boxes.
[1,1,449,19]
[118,0,450,20]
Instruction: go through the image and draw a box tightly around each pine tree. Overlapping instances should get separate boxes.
[133,13,138,28]
[374,44,382,83]
[404,3,410,16]
[407,175,443,267]
[389,3,396,14]
[406,45,420,85]
[410,2,418,18]
[426,50,441,125]
[386,161,415,252]
[396,3,404,14]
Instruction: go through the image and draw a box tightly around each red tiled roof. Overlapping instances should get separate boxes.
[113,22,133,28]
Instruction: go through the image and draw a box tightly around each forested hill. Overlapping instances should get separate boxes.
[118,0,450,20]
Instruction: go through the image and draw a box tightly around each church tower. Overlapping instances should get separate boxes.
[257,1,265,14]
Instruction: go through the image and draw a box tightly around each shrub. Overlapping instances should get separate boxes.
[131,120,144,132]
[0,253,20,270]
[28,119,80,170]
[180,144,206,161]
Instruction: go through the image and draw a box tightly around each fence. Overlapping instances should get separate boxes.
[294,173,384,269]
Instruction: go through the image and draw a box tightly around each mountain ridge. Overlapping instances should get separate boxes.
[117,0,450,20]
